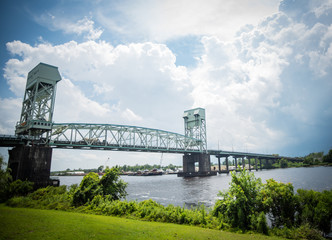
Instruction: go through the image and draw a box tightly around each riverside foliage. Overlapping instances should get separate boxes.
[5,167,332,240]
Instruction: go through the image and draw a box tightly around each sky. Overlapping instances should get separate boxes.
[0,0,331,171]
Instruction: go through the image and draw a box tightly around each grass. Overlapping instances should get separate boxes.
[0,205,284,240]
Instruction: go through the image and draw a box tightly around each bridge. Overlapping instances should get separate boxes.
[0,63,301,186]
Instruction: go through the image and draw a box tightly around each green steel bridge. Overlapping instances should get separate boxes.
[0,63,299,160]
[0,122,295,160]
[0,63,302,184]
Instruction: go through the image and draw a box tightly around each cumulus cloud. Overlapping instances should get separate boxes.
[188,1,332,155]
[1,0,331,170]
[3,40,191,132]
[1,39,192,169]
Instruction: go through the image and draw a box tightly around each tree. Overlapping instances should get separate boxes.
[280,158,288,168]
[99,167,127,200]
[261,179,296,228]
[0,155,12,202]
[72,172,102,206]
[8,179,34,197]
[296,189,332,234]
[303,156,314,166]
[323,149,332,163]
[97,165,104,173]
[72,167,127,206]
[212,168,263,231]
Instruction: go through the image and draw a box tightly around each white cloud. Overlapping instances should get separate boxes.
[1,0,332,170]
[188,8,332,154]
[0,98,22,134]
[3,40,191,131]
[36,14,103,40]
[97,0,280,42]
[2,40,192,169]
[311,0,332,18]
[68,17,103,40]
[121,108,143,122]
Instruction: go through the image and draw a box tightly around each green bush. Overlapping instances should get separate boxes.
[72,172,102,206]
[99,167,127,200]
[323,149,332,163]
[279,158,288,168]
[296,189,332,234]
[256,211,269,235]
[212,168,263,231]
[0,155,12,202]
[261,179,296,228]
[72,167,127,207]
[8,180,34,197]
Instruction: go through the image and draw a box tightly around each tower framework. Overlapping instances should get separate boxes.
[15,63,61,137]
[183,108,207,152]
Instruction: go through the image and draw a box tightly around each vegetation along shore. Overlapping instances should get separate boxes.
[0,151,332,239]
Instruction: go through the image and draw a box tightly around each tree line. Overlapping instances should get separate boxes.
[51,163,181,175]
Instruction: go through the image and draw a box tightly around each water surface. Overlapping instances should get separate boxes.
[58,166,332,207]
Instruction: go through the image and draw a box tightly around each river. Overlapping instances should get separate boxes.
[57,166,332,207]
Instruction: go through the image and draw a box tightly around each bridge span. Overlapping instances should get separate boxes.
[0,63,302,186]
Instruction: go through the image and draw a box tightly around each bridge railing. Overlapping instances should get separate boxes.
[49,123,203,153]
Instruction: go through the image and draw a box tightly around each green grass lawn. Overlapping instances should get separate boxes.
[0,205,283,240]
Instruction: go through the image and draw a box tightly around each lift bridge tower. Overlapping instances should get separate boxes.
[9,63,61,187]
[15,63,61,137]
[180,108,215,176]
[183,108,207,152]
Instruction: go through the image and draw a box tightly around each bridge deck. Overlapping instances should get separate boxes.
[0,134,300,161]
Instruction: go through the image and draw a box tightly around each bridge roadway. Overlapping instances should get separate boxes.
[0,122,299,161]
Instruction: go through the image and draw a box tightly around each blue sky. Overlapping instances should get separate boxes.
[0,0,331,171]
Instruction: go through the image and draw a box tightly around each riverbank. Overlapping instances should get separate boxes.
[0,205,282,240]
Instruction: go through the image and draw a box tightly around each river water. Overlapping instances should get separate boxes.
[57,166,332,207]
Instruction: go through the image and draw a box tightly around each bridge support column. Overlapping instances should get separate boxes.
[8,145,56,188]
[178,153,216,177]
[255,158,258,171]
[225,156,229,172]
[234,157,238,170]
[217,156,221,173]
[242,157,245,169]
[248,157,251,171]
[182,154,196,173]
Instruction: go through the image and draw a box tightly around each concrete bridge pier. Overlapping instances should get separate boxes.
[8,145,56,188]
[216,155,221,173]
[215,155,229,174]
[178,153,216,177]
[234,157,238,170]
[248,157,251,171]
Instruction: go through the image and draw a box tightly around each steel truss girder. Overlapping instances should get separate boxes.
[49,123,202,153]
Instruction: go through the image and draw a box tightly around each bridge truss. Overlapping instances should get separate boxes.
[49,123,203,153]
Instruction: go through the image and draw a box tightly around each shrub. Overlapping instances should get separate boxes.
[261,179,296,228]
[256,211,269,235]
[279,158,288,168]
[296,189,332,234]
[72,168,127,207]
[99,167,127,200]
[8,180,34,197]
[212,168,263,231]
[0,155,12,202]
